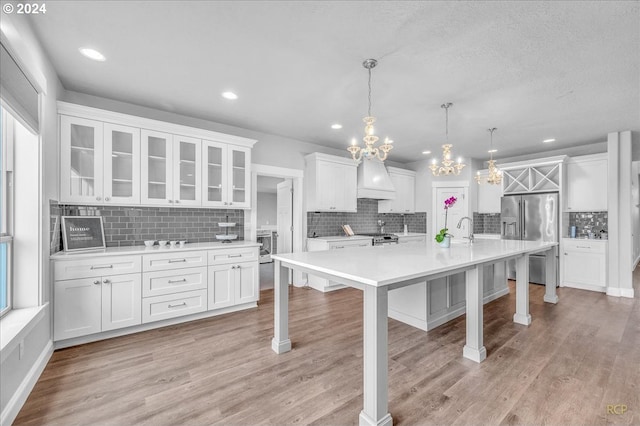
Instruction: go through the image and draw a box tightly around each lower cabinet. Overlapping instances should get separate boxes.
[561,238,607,291]
[388,262,508,331]
[208,261,259,310]
[52,244,260,345]
[54,273,142,341]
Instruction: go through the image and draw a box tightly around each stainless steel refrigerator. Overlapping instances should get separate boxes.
[501,192,558,285]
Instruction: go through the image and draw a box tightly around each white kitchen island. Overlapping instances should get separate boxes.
[271,239,558,426]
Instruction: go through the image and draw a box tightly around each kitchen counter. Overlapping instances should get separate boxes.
[392,232,427,237]
[475,233,501,240]
[271,239,558,426]
[306,235,372,242]
[50,240,261,259]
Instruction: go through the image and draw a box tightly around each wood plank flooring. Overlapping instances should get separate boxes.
[14,273,640,425]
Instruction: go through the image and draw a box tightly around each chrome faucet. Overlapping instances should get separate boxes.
[457,216,474,243]
[377,219,385,234]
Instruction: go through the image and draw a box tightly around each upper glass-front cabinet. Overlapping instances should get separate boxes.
[202,142,250,208]
[173,135,201,206]
[103,123,140,204]
[60,116,104,204]
[141,129,173,205]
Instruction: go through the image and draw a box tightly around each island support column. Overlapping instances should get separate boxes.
[463,265,486,363]
[543,247,559,304]
[513,254,532,325]
[271,260,292,353]
[359,286,393,426]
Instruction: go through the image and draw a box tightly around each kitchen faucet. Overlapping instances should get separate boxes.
[457,217,474,243]
[377,219,385,234]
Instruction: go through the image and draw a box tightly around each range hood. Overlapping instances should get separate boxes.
[357,158,396,199]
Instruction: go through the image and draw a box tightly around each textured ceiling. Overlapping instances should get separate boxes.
[28,1,639,163]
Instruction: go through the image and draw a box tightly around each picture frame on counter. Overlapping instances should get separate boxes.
[61,216,106,252]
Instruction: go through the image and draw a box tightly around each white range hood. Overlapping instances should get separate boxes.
[357,158,396,200]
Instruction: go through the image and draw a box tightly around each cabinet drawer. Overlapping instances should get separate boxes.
[143,267,207,298]
[142,250,207,272]
[563,240,607,254]
[208,247,258,265]
[55,256,142,281]
[328,240,371,249]
[142,289,207,323]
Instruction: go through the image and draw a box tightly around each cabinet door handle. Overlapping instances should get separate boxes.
[168,259,187,263]
[90,265,113,270]
[168,302,187,308]
[168,200,174,203]
[175,200,180,204]
[223,202,228,205]
[102,279,110,284]
[105,197,110,201]
[228,254,242,258]
[93,280,100,285]
[576,246,591,249]
[168,278,187,283]
[334,246,345,249]
[564,252,568,255]
[96,196,102,201]
[231,265,236,269]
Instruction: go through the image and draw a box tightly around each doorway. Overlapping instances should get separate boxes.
[432,182,470,240]
[249,164,304,291]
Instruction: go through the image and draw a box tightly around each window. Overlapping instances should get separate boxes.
[0,106,14,317]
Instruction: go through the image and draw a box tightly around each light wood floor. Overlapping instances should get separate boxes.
[15,273,640,425]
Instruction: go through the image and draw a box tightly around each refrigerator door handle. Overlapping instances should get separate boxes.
[522,200,526,239]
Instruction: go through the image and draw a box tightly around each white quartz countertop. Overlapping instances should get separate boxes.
[307,235,373,242]
[50,240,261,260]
[475,233,501,240]
[273,239,557,288]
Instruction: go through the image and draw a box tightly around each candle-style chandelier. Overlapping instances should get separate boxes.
[430,103,465,176]
[347,58,394,162]
[475,127,503,185]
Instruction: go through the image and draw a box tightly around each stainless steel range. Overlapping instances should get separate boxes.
[356,233,399,246]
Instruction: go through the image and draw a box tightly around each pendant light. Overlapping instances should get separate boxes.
[475,127,503,185]
[430,103,465,176]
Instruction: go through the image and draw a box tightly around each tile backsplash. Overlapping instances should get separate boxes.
[568,211,608,238]
[306,199,427,237]
[473,212,501,234]
[50,201,244,253]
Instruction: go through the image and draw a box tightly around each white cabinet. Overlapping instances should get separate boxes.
[396,234,427,244]
[378,167,416,214]
[565,154,608,211]
[306,237,372,291]
[561,238,608,291]
[141,131,202,206]
[58,102,256,209]
[305,153,357,212]
[202,141,251,208]
[61,116,141,205]
[476,170,502,213]
[54,270,142,341]
[208,261,259,309]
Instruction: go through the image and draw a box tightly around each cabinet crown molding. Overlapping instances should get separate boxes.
[57,101,257,148]
[304,152,358,167]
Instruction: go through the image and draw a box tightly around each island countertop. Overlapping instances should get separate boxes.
[272,238,557,288]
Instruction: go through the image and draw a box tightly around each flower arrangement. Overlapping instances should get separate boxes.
[435,196,457,243]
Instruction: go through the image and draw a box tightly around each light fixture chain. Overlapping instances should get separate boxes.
[367,66,372,117]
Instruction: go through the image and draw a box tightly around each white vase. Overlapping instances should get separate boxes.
[438,235,451,248]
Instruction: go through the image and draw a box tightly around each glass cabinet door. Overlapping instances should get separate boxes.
[228,146,251,208]
[141,129,173,205]
[173,135,201,206]
[202,140,227,207]
[103,123,140,204]
[60,115,104,203]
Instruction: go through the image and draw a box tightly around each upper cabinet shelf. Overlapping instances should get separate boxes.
[58,102,256,209]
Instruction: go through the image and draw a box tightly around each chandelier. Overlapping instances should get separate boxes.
[430,103,465,176]
[475,127,503,185]
[347,58,394,162]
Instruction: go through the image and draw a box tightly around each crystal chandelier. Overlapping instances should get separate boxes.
[347,59,394,162]
[430,103,465,176]
[475,127,503,185]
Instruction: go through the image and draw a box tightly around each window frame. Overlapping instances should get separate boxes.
[0,106,15,318]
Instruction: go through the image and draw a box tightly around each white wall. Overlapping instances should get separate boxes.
[257,192,277,228]
[0,13,63,424]
[632,161,640,268]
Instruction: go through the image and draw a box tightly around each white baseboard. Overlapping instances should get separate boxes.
[621,288,635,298]
[565,282,607,293]
[1,340,53,426]
[606,287,621,297]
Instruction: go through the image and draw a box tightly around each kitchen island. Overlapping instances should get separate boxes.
[271,239,558,426]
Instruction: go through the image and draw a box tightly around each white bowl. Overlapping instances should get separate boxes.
[169,240,178,247]
[158,240,168,246]
[144,240,155,247]
[179,240,187,247]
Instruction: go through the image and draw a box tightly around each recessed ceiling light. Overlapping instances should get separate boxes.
[543,138,556,143]
[422,150,431,155]
[79,48,106,62]
[221,91,238,100]
[331,124,343,130]
[488,149,498,153]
